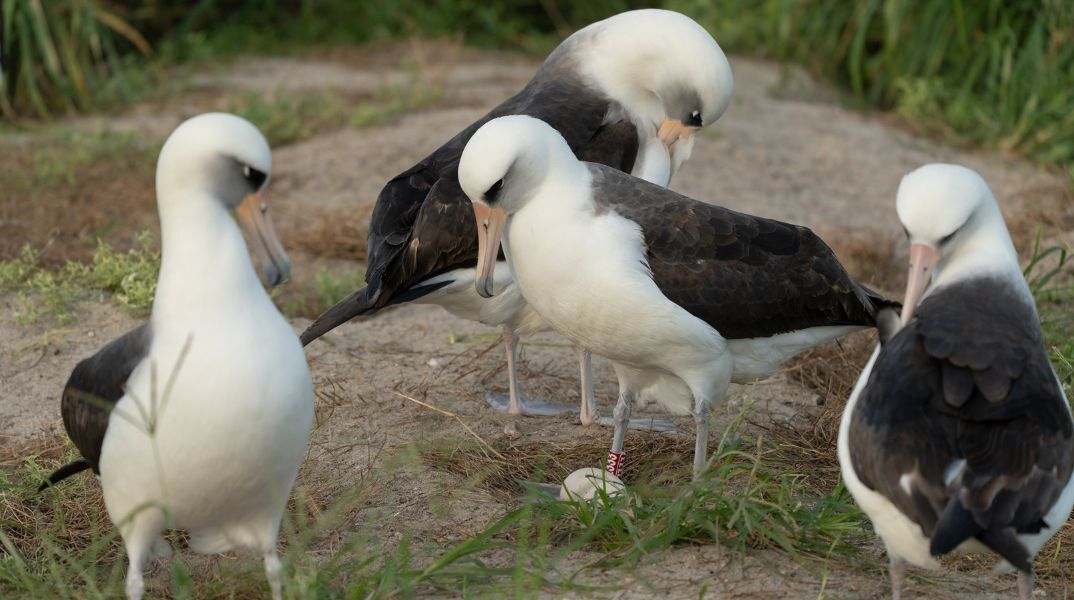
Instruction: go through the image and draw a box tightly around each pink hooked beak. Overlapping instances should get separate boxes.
[900,243,942,325]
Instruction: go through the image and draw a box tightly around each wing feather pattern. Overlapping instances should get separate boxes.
[587,164,885,339]
[301,63,640,345]
[848,279,1074,570]
[40,323,151,490]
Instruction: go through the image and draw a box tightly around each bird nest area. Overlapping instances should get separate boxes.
[0,435,119,559]
[773,328,878,472]
[421,429,721,501]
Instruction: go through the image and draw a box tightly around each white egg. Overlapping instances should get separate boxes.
[559,467,626,501]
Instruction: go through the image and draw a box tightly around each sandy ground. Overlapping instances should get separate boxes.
[2,41,1071,598]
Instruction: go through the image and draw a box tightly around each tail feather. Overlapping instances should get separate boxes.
[930,499,1033,573]
[38,459,91,492]
[300,285,380,346]
[930,499,982,556]
[300,278,456,346]
[977,528,1033,574]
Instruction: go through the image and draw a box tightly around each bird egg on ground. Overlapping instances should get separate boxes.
[559,467,626,501]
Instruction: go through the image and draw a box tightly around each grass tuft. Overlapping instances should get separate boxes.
[0,231,160,323]
[229,90,348,147]
[423,407,872,568]
[227,72,441,148]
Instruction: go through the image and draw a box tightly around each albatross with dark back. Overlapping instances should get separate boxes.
[299,9,734,426]
[839,163,1074,600]
[36,113,313,600]
[457,115,895,481]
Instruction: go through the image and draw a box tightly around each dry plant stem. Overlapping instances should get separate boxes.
[391,390,506,460]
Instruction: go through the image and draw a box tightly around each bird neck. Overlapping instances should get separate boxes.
[154,193,266,324]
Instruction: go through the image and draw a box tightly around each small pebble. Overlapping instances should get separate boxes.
[427,357,441,368]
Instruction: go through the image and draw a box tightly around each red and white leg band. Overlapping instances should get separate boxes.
[606,451,625,477]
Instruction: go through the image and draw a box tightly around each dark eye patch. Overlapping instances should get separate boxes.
[242,164,268,190]
[485,179,504,203]
[938,229,958,246]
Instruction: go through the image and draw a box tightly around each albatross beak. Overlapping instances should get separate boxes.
[473,202,506,298]
[236,192,291,287]
[900,243,941,325]
[657,119,700,149]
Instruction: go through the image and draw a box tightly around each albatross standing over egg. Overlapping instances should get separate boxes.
[838,164,1074,600]
[459,115,893,479]
[299,9,733,426]
[38,113,314,600]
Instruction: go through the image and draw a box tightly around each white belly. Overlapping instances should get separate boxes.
[507,205,729,399]
[98,310,313,553]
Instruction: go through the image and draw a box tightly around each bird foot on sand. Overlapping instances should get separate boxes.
[485,393,678,431]
[594,415,679,432]
[484,393,580,416]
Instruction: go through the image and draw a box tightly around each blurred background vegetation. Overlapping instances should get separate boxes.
[2,0,1072,176]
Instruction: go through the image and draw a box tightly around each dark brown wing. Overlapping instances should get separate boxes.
[578,120,639,174]
[302,65,640,344]
[60,324,151,474]
[849,278,1074,571]
[587,164,884,338]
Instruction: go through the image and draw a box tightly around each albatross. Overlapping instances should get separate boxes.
[299,9,733,426]
[38,113,314,600]
[838,164,1074,600]
[459,115,893,479]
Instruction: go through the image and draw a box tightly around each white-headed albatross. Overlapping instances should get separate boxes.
[838,164,1074,600]
[299,9,733,427]
[458,115,894,479]
[38,113,314,600]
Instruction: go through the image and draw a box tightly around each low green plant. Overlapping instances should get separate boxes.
[517,411,869,570]
[313,267,363,310]
[0,126,149,192]
[79,232,160,314]
[228,74,442,149]
[0,245,39,290]
[228,90,347,147]
[350,74,442,129]
[0,232,160,323]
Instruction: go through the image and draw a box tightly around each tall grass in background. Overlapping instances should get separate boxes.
[0,0,151,118]
[2,0,1073,176]
[684,0,1074,177]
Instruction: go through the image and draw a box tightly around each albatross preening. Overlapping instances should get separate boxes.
[838,164,1074,600]
[299,9,733,427]
[459,115,894,479]
[38,113,314,600]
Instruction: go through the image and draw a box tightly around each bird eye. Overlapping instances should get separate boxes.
[686,110,703,127]
[938,229,958,246]
[242,164,268,189]
[485,179,505,203]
